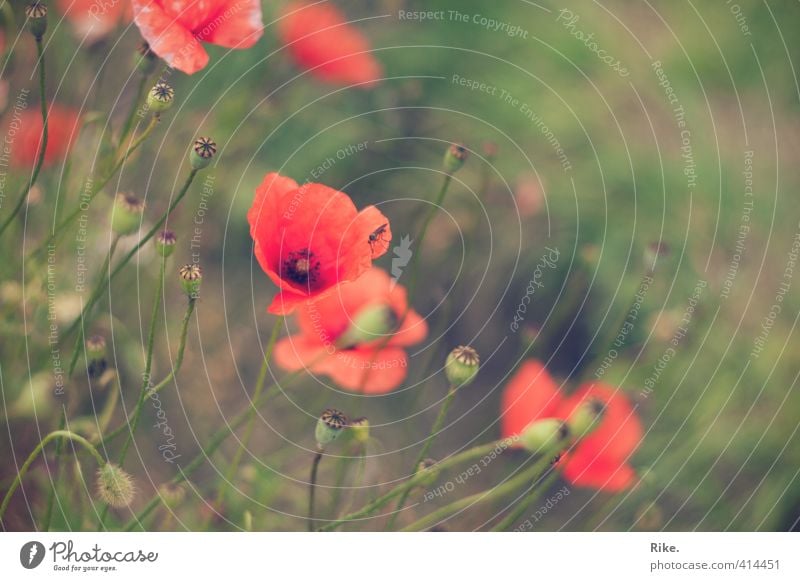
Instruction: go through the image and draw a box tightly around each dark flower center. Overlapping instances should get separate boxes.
[282,248,321,288]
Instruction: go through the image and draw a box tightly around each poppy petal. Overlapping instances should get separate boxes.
[132,0,209,74]
[197,0,263,48]
[500,360,562,440]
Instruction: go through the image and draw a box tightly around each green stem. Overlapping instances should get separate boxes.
[308,450,323,531]
[117,74,150,153]
[0,430,104,523]
[318,437,514,531]
[211,317,282,512]
[387,383,457,529]
[65,168,198,378]
[41,411,67,531]
[0,36,47,239]
[401,456,547,532]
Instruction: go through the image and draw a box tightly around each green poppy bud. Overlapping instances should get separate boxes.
[179,264,202,298]
[337,304,396,347]
[190,137,217,170]
[25,2,48,40]
[519,418,570,454]
[445,345,480,388]
[443,142,468,174]
[567,397,605,438]
[146,81,174,114]
[111,193,145,236]
[315,408,347,448]
[155,230,177,257]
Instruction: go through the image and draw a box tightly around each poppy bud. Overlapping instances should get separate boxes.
[111,193,146,236]
[146,81,174,113]
[178,264,202,298]
[519,418,570,454]
[135,42,157,75]
[414,458,440,488]
[567,397,605,437]
[96,463,135,508]
[445,345,480,388]
[348,417,370,444]
[190,137,217,170]
[315,408,347,448]
[443,142,468,174]
[25,2,48,40]
[337,304,395,347]
[155,230,177,257]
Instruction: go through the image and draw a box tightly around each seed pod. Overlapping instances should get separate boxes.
[315,408,347,448]
[111,193,146,236]
[146,81,174,113]
[25,2,48,39]
[567,397,605,437]
[155,230,177,257]
[443,142,468,174]
[519,418,570,454]
[179,264,202,298]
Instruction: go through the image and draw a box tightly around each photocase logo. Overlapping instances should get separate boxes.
[19,541,45,569]
[390,234,413,288]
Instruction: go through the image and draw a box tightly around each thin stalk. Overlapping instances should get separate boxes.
[211,317,282,512]
[0,37,47,238]
[65,168,198,377]
[117,74,150,152]
[308,449,323,531]
[0,430,105,523]
[41,412,66,531]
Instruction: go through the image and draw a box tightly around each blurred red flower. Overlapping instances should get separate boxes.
[278,1,382,88]
[56,0,132,42]
[501,360,643,492]
[132,0,263,74]
[248,172,391,315]
[274,267,427,393]
[10,105,81,169]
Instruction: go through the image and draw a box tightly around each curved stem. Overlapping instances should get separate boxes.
[387,383,457,529]
[318,437,514,532]
[65,168,198,377]
[0,37,47,239]
[401,456,547,532]
[0,430,104,523]
[117,74,150,153]
[211,317,282,512]
[308,450,323,531]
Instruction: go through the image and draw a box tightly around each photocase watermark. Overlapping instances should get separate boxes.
[556,9,629,77]
[147,378,181,463]
[510,247,560,333]
[720,150,754,300]
[750,223,800,360]
[398,10,529,39]
[512,485,571,531]
[594,275,653,379]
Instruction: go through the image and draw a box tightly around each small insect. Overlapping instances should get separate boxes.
[368,223,389,254]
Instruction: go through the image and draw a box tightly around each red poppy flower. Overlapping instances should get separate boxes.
[501,360,643,492]
[274,267,427,393]
[9,105,81,169]
[57,0,132,42]
[132,0,263,74]
[278,1,382,88]
[248,172,391,315]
